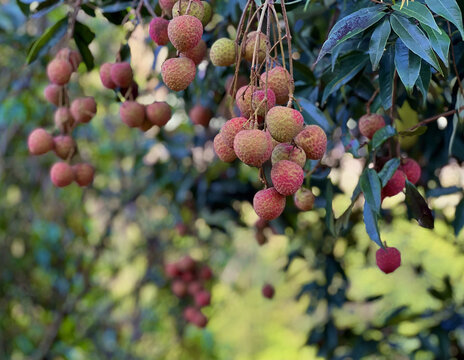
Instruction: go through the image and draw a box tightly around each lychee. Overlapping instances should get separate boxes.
[100,63,117,89]
[183,306,197,322]
[201,1,212,26]
[56,48,82,72]
[146,101,171,127]
[70,97,97,123]
[400,158,421,185]
[260,66,294,105]
[271,160,304,196]
[120,101,145,128]
[50,162,74,187]
[233,129,272,167]
[181,39,207,65]
[172,0,204,20]
[181,271,195,283]
[294,125,327,160]
[376,246,401,274]
[199,265,212,280]
[161,57,196,91]
[381,169,405,198]
[210,38,236,67]
[194,290,211,307]
[164,263,180,278]
[28,128,54,155]
[294,187,315,211]
[53,135,75,159]
[244,31,267,63]
[187,281,203,295]
[220,116,248,148]
[149,17,169,45]
[235,85,258,118]
[262,284,275,299]
[359,114,385,139]
[253,187,286,220]
[171,280,187,297]
[73,163,94,187]
[47,58,73,85]
[167,15,203,52]
[189,104,212,126]
[213,133,236,162]
[271,143,306,168]
[252,88,275,117]
[159,0,177,15]
[139,119,153,133]
[110,62,133,88]
[44,84,64,106]
[54,107,74,131]
[266,106,303,143]
[191,310,208,328]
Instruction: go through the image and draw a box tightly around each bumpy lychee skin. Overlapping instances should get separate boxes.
[110,62,133,88]
[56,48,82,72]
[294,187,315,211]
[233,129,272,167]
[181,40,207,65]
[54,107,74,131]
[262,284,275,299]
[213,133,236,162]
[146,102,171,127]
[189,104,212,126]
[260,66,294,105]
[252,88,276,117]
[359,114,385,139]
[220,116,248,148]
[271,143,306,168]
[253,187,286,220]
[73,163,94,187]
[47,58,73,85]
[159,0,177,15]
[172,0,204,20]
[244,31,267,63]
[271,160,304,196]
[44,84,63,106]
[401,158,421,185]
[201,1,212,26]
[161,57,196,91]
[50,162,74,187]
[376,247,401,274]
[381,169,406,198]
[294,125,327,160]
[210,38,236,67]
[70,97,97,123]
[235,85,258,118]
[53,135,75,160]
[194,290,211,307]
[149,17,169,45]
[120,101,145,128]
[266,106,304,143]
[28,128,54,155]
[100,63,117,89]
[168,15,203,52]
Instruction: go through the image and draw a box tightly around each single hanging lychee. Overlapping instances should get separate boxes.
[110,62,133,88]
[271,160,304,196]
[251,88,275,117]
[294,187,315,211]
[172,0,204,20]
[233,129,272,167]
[243,31,267,63]
[28,128,54,155]
[146,102,172,127]
[50,162,74,187]
[149,17,170,46]
[359,114,385,139]
[181,40,207,65]
[213,133,236,162]
[167,15,203,52]
[220,116,248,148]
[294,125,327,160]
[120,101,145,128]
[189,104,212,127]
[47,58,73,85]
[210,38,236,67]
[400,158,421,185]
[161,57,196,91]
[376,246,401,274]
[253,187,286,220]
[73,163,95,187]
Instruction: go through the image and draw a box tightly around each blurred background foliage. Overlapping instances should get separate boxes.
[1,0,464,359]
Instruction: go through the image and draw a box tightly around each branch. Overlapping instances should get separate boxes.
[407,105,464,132]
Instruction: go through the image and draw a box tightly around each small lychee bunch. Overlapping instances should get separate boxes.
[164,256,213,328]
[99,61,139,100]
[376,246,401,274]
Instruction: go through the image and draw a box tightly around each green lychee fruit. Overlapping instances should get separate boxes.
[294,125,327,160]
[73,163,95,187]
[172,0,204,20]
[266,106,304,143]
[253,187,286,220]
[50,162,74,187]
[271,160,304,196]
[146,101,172,126]
[359,114,385,139]
[271,143,306,168]
[210,38,236,67]
[70,97,96,123]
[54,107,74,131]
[233,129,272,167]
[56,48,82,72]
[149,17,169,46]
[181,40,207,65]
[400,158,421,185]
[243,31,267,63]
[110,62,133,88]
[168,15,203,52]
[220,116,248,148]
[44,84,64,106]
[381,169,405,199]
[100,63,117,89]
[213,132,236,162]
[120,101,145,128]
[260,66,294,105]
[161,57,196,91]
[189,104,212,126]
[47,58,73,85]
[252,88,275,117]
[201,1,212,26]
[28,128,54,155]
[53,135,75,160]
[294,187,315,211]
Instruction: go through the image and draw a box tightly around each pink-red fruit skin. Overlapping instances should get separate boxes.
[56,48,82,71]
[253,187,286,220]
[146,102,171,126]
[262,284,275,299]
[110,62,133,88]
[100,63,117,89]
[181,40,207,65]
[53,135,75,159]
[401,158,421,185]
[47,59,73,85]
[294,125,327,160]
[376,247,401,274]
[294,188,315,211]
[266,106,304,143]
[167,15,203,52]
[194,290,211,307]
[161,57,196,91]
[189,104,212,126]
[359,114,385,139]
[382,169,406,198]
[271,143,306,168]
[149,17,169,45]
[233,129,273,167]
[44,84,63,106]
[28,128,54,155]
[50,162,74,187]
[70,97,97,123]
[260,66,294,105]
[73,163,95,187]
[213,133,236,162]
[120,101,145,128]
[252,89,276,117]
[220,117,248,148]
[271,160,304,196]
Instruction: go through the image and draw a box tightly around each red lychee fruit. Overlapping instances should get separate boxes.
[187,281,204,295]
[164,263,180,278]
[195,290,211,307]
[54,107,74,131]
[253,187,286,220]
[72,163,94,187]
[244,31,267,63]
[181,39,207,65]
[233,129,272,167]
[149,17,169,45]
[56,48,82,72]
[53,135,75,160]
[199,265,212,280]
[28,128,54,155]
[376,246,401,274]
[146,102,172,127]
[183,306,197,322]
[47,58,73,85]
[271,160,304,196]
[189,104,212,126]
[120,101,145,128]
[220,116,248,148]
[252,88,276,117]
[121,82,139,100]
[100,63,117,89]
[359,114,385,139]
[213,133,237,162]
[401,158,421,185]
[159,0,177,15]
[294,125,327,160]
[191,310,208,328]
[210,38,236,67]
[167,15,203,52]
[44,84,64,106]
[70,97,97,123]
[172,0,204,20]
[201,1,212,26]
[177,255,195,272]
[161,57,196,91]
[171,280,187,297]
[381,169,406,198]
[181,271,195,283]
[271,143,306,168]
[235,85,257,118]
[260,66,294,105]
[294,187,315,211]
[262,284,275,299]
[50,162,74,187]
[266,106,304,143]
[110,62,133,88]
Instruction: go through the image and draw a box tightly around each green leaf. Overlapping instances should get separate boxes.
[363,201,383,247]
[453,198,464,236]
[392,1,441,33]
[404,180,434,229]
[424,0,464,40]
[372,125,397,150]
[399,126,427,137]
[369,18,391,71]
[315,6,386,64]
[394,39,421,94]
[390,13,442,73]
[422,24,450,64]
[360,168,382,214]
[325,180,335,236]
[378,158,400,187]
[378,45,394,110]
[74,32,94,71]
[416,61,431,101]
[299,98,332,132]
[26,17,68,64]
[74,21,95,44]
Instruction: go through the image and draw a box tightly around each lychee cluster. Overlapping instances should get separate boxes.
[28,48,95,188]
[380,157,421,200]
[164,256,213,328]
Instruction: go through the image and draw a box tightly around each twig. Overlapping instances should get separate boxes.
[407,105,464,132]
[365,88,379,114]
[280,0,295,107]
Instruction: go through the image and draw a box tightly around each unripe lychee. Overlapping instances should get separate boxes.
[201,1,212,26]
[213,133,236,162]
[381,169,405,198]
[100,63,117,89]
[260,66,294,105]
[54,107,74,131]
[181,40,207,65]
[172,0,204,20]
[121,82,139,100]
[161,57,196,91]
[271,143,306,168]
[266,106,304,143]
[234,129,272,167]
[235,85,258,118]
[401,158,421,185]
[220,116,248,148]
[253,187,286,220]
[359,114,385,139]
[110,62,133,88]
[159,0,177,15]
[244,31,267,63]
[56,48,82,72]
[210,38,236,67]
[168,15,203,52]
[44,84,64,106]
[294,187,315,211]
[294,125,327,160]
[191,310,208,328]
[271,160,304,196]
[50,162,74,187]
[70,97,97,123]
[376,247,401,274]
[199,265,212,280]
[146,101,171,127]
[53,135,75,159]
[171,280,187,297]
[262,284,275,299]
[72,163,95,187]
[194,290,211,307]
[47,58,73,85]
[28,128,54,155]
[149,17,169,45]
[164,263,180,278]
[189,104,212,126]
[120,101,145,128]
[252,88,276,117]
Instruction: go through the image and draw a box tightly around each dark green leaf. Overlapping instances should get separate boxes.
[378,158,400,187]
[453,198,464,236]
[100,1,132,12]
[299,98,332,132]
[425,0,464,39]
[416,61,431,101]
[26,17,68,64]
[325,180,335,236]
[378,45,394,110]
[363,201,383,247]
[404,180,434,229]
[31,0,62,18]
[427,186,461,197]
[372,125,397,150]
[395,39,421,94]
[74,31,94,70]
[74,21,95,45]
[392,2,441,33]
[422,24,450,64]
[369,18,391,71]
[360,168,382,214]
